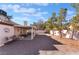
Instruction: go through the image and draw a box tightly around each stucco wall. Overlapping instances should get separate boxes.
[0,24,14,46]
[14,27,20,36]
[65,31,79,40]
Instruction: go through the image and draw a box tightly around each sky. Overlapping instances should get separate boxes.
[0,3,76,25]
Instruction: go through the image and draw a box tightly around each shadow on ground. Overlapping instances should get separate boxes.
[0,35,63,55]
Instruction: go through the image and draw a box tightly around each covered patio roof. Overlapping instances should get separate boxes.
[14,25,32,29]
[0,21,14,26]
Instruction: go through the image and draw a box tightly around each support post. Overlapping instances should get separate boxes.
[31,27,33,40]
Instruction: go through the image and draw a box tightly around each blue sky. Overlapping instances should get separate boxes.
[0,3,76,25]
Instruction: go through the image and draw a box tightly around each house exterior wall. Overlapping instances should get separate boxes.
[0,24,14,46]
[14,27,28,36]
[14,27,21,36]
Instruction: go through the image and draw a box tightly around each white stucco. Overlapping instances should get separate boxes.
[50,30,53,35]
[73,31,79,40]
[54,31,60,36]
[0,24,14,46]
[62,30,67,34]
[65,31,79,40]
[50,30,60,36]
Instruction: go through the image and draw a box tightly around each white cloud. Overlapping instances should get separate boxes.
[0,4,48,24]
[23,11,48,21]
[13,16,29,21]
[0,4,36,15]
[32,3,49,6]
[33,12,48,17]
[0,4,48,15]
[21,3,49,6]
[14,8,37,14]
[23,11,48,16]
[0,4,21,11]
[67,10,75,16]
[0,5,8,11]
[39,16,47,20]
[66,10,76,21]
[12,16,30,25]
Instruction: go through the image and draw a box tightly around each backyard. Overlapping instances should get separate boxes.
[0,31,62,55]
[0,30,79,55]
[0,3,79,55]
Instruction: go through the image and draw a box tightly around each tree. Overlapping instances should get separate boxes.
[45,12,58,34]
[45,8,67,36]
[70,3,79,39]
[50,12,57,35]
[45,18,53,32]
[71,3,79,30]
[32,19,45,30]
[57,8,67,38]
[71,3,79,14]
[69,15,79,39]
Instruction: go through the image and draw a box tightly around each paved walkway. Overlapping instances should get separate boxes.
[0,35,62,55]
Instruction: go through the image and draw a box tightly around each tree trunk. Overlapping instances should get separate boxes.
[60,30,62,38]
[71,29,74,39]
[60,22,62,38]
[52,30,54,36]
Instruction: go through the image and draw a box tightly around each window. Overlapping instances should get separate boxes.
[4,28,10,33]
